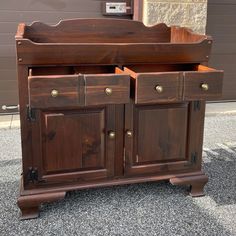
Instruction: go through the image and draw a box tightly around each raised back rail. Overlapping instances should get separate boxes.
[15,18,212,65]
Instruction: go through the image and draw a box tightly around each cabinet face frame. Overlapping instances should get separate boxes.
[124,101,205,176]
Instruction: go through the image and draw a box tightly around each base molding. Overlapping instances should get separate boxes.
[170,172,208,197]
[18,171,208,219]
[17,191,66,220]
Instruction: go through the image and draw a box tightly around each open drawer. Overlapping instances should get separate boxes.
[184,65,223,100]
[123,64,223,104]
[28,66,130,108]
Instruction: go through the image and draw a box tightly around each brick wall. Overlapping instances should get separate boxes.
[143,0,207,34]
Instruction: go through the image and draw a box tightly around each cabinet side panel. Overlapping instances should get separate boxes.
[17,65,34,188]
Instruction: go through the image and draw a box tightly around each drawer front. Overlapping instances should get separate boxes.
[184,71,223,100]
[135,72,182,104]
[29,75,79,108]
[85,74,130,106]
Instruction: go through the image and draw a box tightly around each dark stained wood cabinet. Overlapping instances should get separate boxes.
[15,19,223,219]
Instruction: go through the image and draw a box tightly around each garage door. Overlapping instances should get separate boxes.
[0,0,133,113]
[206,0,236,100]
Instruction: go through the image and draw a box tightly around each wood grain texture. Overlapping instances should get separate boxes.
[29,75,80,108]
[132,71,183,104]
[85,74,130,106]
[18,190,66,220]
[124,103,192,176]
[42,110,105,173]
[170,172,208,197]
[184,68,223,100]
[16,40,211,65]
[34,106,118,184]
[15,19,212,65]
[24,19,171,43]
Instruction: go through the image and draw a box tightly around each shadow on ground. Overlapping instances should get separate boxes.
[0,127,235,236]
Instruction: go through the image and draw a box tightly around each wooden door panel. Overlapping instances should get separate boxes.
[125,102,194,176]
[136,106,187,163]
[34,106,117,183]
[42,110,105,173]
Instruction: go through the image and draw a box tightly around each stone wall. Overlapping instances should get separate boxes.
[143,0,208,34]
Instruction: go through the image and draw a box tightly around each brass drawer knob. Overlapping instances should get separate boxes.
[155,85,163,93]
[126,130,133,138]
[51,89,59,97]
[105,87,113,96]
[201,83,209,91]
[108,131,115,139]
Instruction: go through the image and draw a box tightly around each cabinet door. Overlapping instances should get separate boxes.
[32,106,117,184]
[124,102,205,176]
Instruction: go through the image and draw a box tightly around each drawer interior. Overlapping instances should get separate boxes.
[123,64,219,78]
[29,65,122,77]
[29,64,218,77]
[29,66,75,76]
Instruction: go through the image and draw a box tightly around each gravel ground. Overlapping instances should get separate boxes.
[0,115,236,236]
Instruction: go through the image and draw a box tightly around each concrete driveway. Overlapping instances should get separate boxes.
[0,113,235,236]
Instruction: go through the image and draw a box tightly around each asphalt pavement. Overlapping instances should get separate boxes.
[0,114,235,236]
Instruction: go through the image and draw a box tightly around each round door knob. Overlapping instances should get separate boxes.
[108,131,115,139]
[105,87,113,96]
[126,130,133,138]
[51,89,59,97]
[201,83,209,91]
[155,85,163,93]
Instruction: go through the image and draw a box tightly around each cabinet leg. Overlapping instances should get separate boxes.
[17,191,66,220]
[170,172,208,197]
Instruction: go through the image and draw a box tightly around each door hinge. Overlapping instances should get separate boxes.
[27,105,36,121]
[27,167,38,183]
[193,101,201,111]
[191,152,198,164]
[123,148,126,169]
[184,152,198,167]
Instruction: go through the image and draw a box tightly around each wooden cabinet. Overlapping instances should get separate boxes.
[16,19,223,220]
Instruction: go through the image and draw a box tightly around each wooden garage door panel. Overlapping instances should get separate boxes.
[209,54,236,100]
[0,33,15,45]
[209,54,236,73]
[0,69,17,80]
[208,0,236,4]
[0,80,18,91]
[207,1,236,100]
[0,11,102,23]
[0,0,102,12]
[0,57,16,70]
[207,4,236,54]
[0,90,18,104]
[0,45,15,57]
